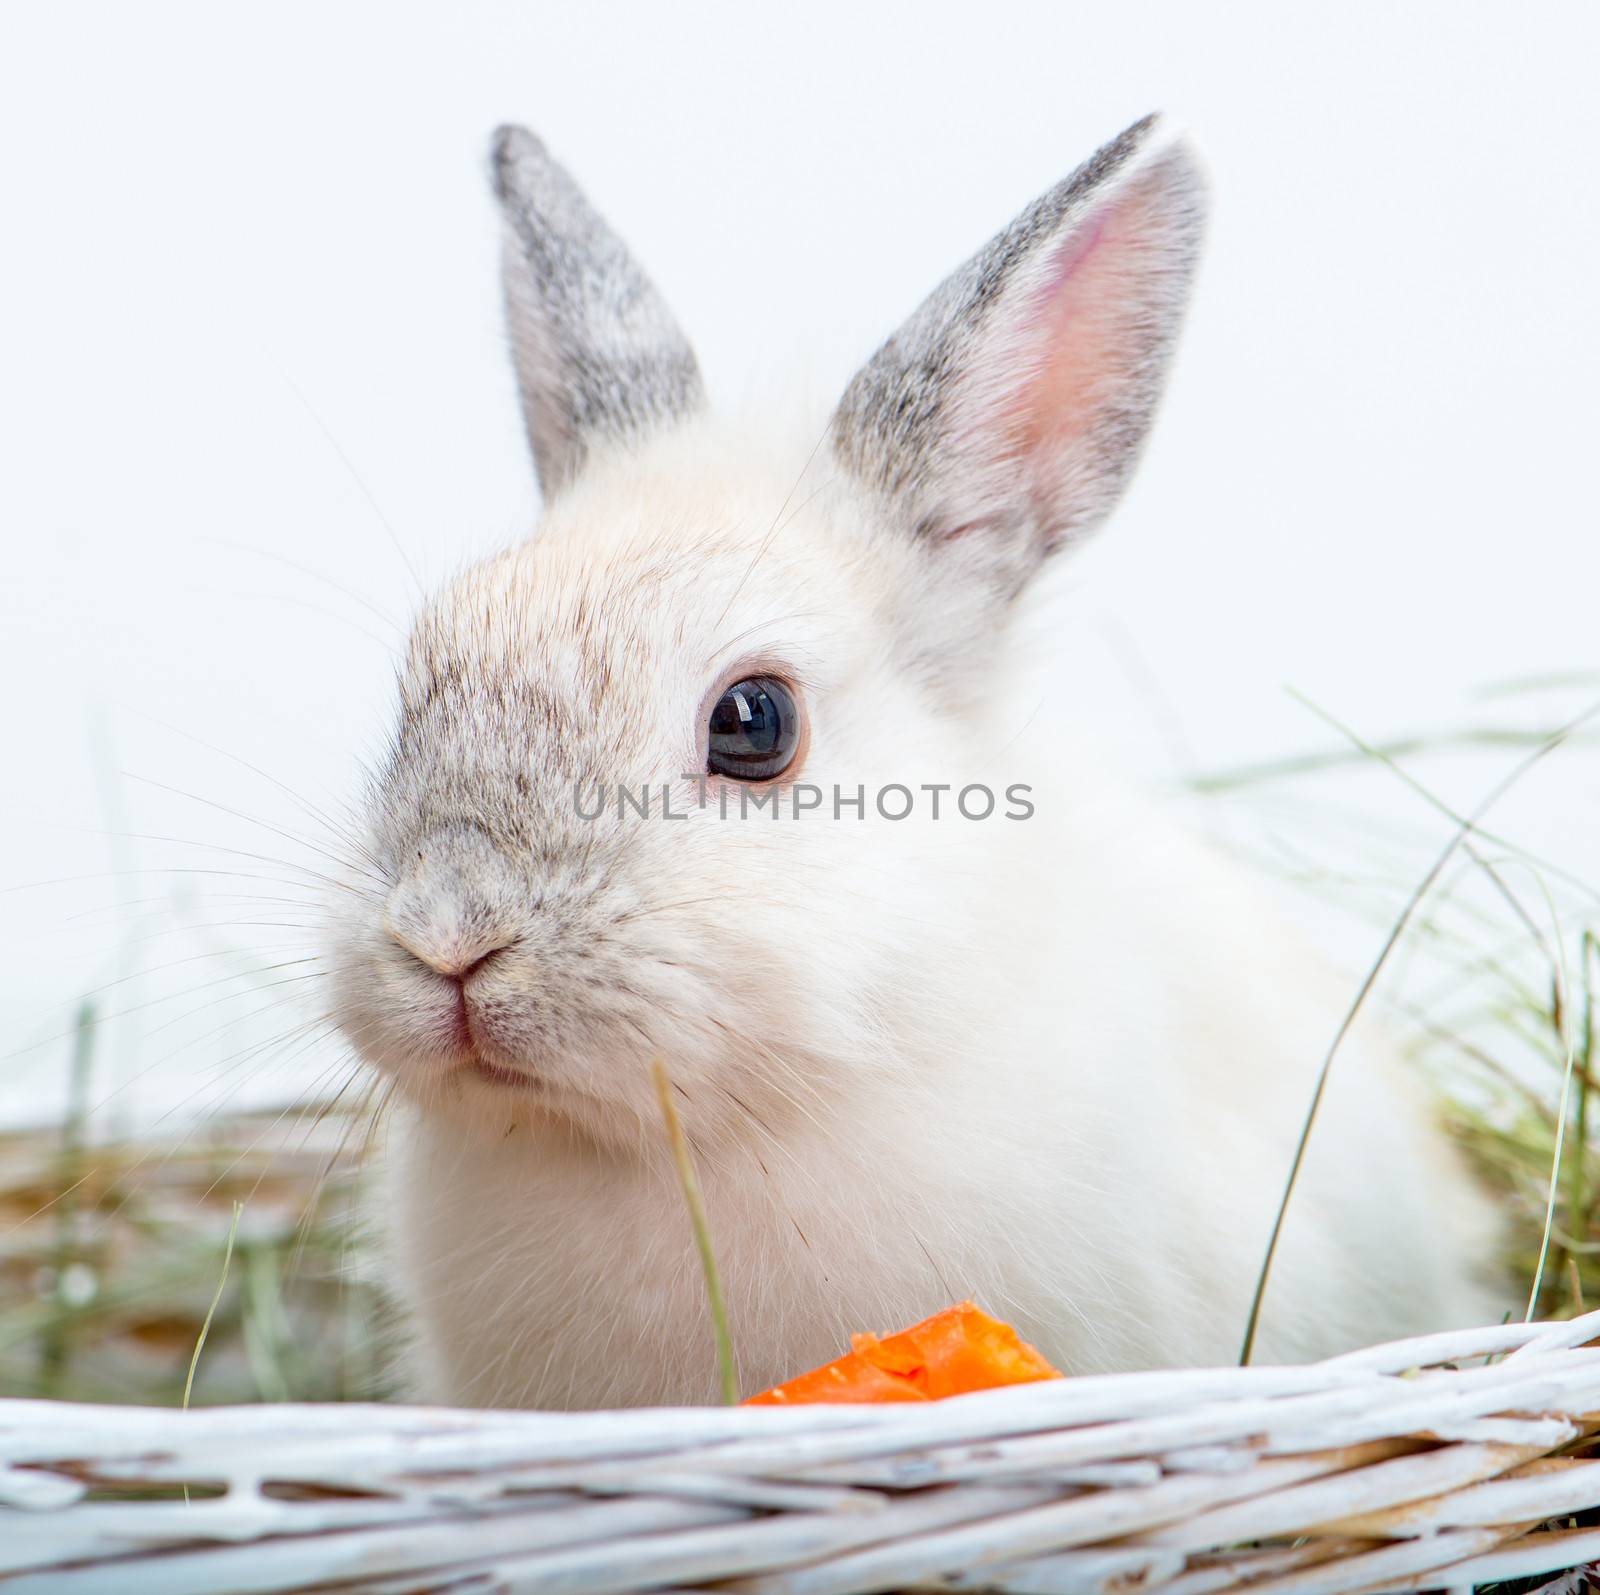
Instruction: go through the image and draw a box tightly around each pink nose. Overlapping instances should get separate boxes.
[383,826,523,982]
[386,926,510,982]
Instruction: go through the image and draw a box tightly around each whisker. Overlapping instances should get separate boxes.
[117,921,329,954]
[716,421,834,628]
[199,539,407,635]
[4,959,322,1062]
[78,994,336,1134]
[117,705,391,878]
[270,358,426,596]
[66,1014,340,1245]
[208,588,400,657]
[5,865,337,897]
[52,828,373,897]
[61,894,322,927]
[135,969,329,1047]
[118,773,388,888]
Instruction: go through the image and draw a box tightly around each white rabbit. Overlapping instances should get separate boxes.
[330,115,1509,1410]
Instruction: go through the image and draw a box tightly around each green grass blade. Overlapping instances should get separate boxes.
[183,1202,242,1411]
[651,1058,739,1405]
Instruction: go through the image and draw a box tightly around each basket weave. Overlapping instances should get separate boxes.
[7,1312,1600,1594]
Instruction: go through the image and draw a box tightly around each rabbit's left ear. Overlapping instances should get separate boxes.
[492,127,706,498]
[831,116,1205,600]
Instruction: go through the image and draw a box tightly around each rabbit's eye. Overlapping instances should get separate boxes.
[707,677,800,781]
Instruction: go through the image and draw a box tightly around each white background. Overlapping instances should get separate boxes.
[2,3,1597,1129]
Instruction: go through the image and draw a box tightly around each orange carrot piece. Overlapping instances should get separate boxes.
[744,1302,1061,1406]
[743,1353,929,1405]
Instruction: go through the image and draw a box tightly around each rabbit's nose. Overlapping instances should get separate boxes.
[382,827,522,982]
[387,921,513,982]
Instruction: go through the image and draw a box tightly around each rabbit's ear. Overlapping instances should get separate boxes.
[492,127,706,497]
[831,116,1204,600]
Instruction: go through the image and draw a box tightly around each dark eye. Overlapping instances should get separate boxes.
[707,677,800,781]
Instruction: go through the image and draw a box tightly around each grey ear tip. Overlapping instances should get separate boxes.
[1110,111,1179,166]
[489,124,549,197]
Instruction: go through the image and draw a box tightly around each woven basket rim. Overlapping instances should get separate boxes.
[6,1308,1600,1595]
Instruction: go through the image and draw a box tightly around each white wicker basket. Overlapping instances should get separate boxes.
[7,1311,1600,1594]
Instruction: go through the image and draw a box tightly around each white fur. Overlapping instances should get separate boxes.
[330,425,1507,1410]
[329,124,1509,1411]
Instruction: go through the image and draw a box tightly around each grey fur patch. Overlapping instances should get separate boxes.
[493,126,706,496]
[830,114,1206,598]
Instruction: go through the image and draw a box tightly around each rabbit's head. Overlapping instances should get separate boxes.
[331,117,1205,1148]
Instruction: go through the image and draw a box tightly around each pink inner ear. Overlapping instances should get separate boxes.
[998,177,1164,468]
